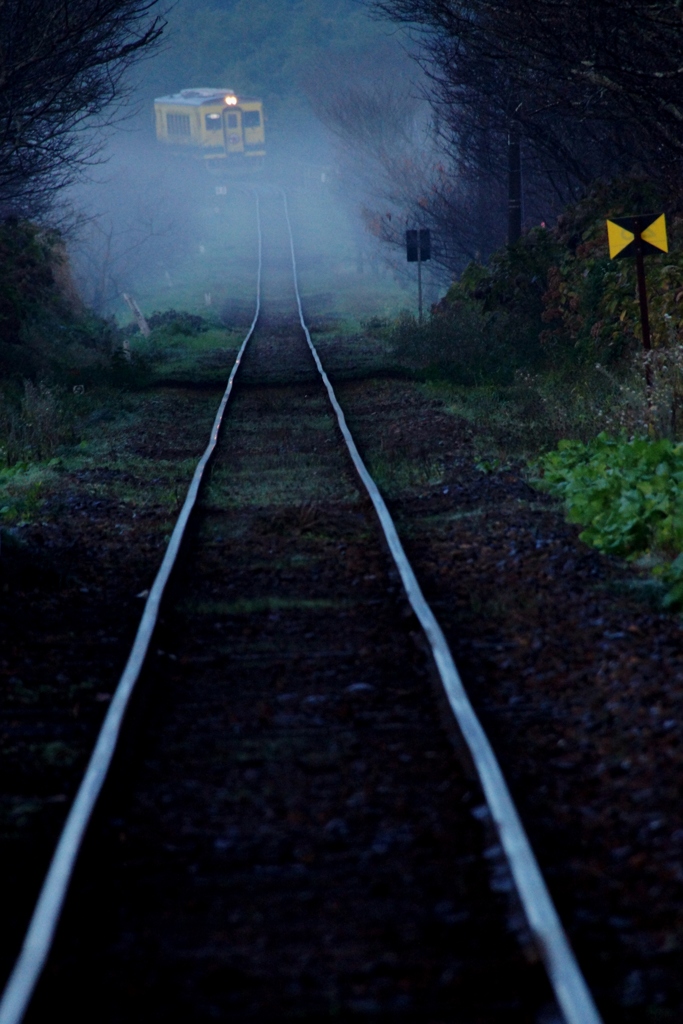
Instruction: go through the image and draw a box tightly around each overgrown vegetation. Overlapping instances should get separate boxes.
[0,219,119,382]
[387,179,683,446]
[0,219,184,481]
[0,222,90,474]
[0,225,241,549]
[391,225,558,386]
[381,177,683,606]
[0,381,74,466]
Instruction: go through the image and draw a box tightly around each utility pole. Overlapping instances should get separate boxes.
[417,242,423,324]
[508,125,522,246]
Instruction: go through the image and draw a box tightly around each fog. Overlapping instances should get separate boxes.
[63,0,446,326]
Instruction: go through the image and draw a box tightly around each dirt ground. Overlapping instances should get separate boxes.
[334,376,683,1022]
[0,388,221,986]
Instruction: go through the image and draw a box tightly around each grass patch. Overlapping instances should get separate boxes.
[129,323,243,386]
[206,457,359,509]
[367,451,445,498]
[0,386,220,543]
[0,463,58,526]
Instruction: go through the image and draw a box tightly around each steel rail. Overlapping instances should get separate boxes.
[280,189,604,1024]
[0,196,263,1024]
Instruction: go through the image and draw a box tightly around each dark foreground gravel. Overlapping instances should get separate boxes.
[335,377,683,1022]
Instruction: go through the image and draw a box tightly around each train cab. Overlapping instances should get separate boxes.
[154,89,265,161]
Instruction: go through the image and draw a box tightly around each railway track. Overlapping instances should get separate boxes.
[0,190,602,1023]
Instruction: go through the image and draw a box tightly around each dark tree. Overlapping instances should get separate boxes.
[0,0,165,217]
[371,0,683,210]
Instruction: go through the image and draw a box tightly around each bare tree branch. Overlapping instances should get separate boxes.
[0,0,166,218]
[370,0,683,201]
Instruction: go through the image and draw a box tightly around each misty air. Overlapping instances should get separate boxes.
[0,3,682,1023]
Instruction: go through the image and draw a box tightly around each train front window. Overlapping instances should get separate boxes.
[226,113,239,128]
[242,110,261,128]
[205,113,222,131]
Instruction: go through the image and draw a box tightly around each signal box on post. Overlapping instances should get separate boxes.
[406,229,431,262]
[406,229,431,322]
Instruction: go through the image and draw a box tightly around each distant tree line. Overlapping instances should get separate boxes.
[0,0,165,219]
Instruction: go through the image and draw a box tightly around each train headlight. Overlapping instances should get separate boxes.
[224,95,237,106]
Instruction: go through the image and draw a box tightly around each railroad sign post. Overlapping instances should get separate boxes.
[406,229,431,323]
[606,213,668,385]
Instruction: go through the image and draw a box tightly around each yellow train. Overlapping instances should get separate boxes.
[154,88,265,161]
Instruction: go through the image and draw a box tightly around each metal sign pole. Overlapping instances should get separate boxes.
[635,239,652,352]
[406,228,430,323]
[634,228,653,389]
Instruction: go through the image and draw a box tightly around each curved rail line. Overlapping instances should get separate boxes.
[0,201,263,1024]
[0,188,603,1024]
[281,190,602,1024]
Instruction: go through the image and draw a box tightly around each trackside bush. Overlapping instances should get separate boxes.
[533,434,683,606]
[389,305,516,385]
[0,380,74,465]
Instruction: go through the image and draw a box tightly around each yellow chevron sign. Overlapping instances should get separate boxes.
[607,220,635,259]
[641,213,668,253]
[606,213,668,259]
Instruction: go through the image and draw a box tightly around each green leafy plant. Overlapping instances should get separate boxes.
[533,433,683,605]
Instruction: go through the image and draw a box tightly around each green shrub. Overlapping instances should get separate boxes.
[0,380,74,465]
[389,304,513,385]
[0,218,129,398]
[146,309,209,337]
[391,225,573,387]
[533,433,683,605]
[0,220,62,343]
